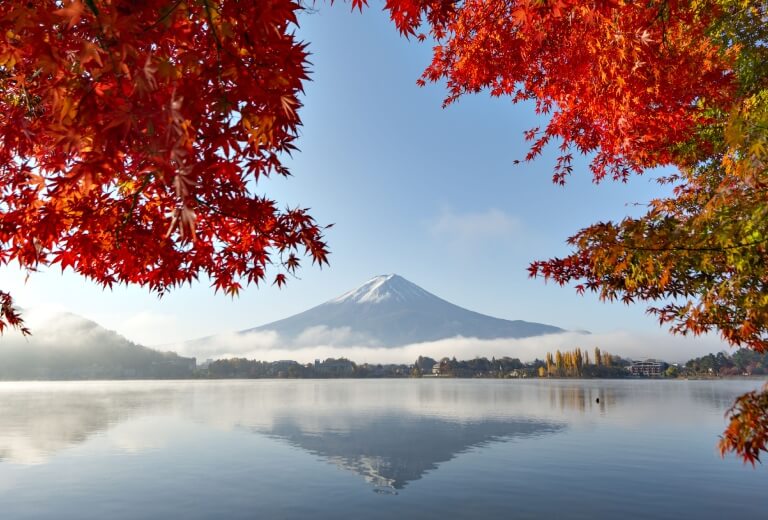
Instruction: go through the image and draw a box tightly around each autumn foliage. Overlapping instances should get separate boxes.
[1,0,766,463]
[366,0,767,462]
[720,383,768,465]
[0,0,329,332]
[364,0,763,349]
[375,0,735,182]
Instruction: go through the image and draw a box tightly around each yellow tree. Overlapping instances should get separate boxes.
[555,350,564,377]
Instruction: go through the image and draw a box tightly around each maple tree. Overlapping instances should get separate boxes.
[366,0,767,462]
[0,0,329,334]
[1,0,766,462]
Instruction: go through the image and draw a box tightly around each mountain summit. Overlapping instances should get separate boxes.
[331,274,438,305]
[241,274,564,347]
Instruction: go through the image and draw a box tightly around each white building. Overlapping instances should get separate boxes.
[630,359,664,377]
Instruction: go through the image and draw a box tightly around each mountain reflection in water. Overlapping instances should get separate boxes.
[1,379,767,520]
[266,414,562,490]
[0,379,760,493]
[0,381,569,490]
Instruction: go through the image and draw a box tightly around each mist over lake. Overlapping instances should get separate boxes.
[1,379,766,519]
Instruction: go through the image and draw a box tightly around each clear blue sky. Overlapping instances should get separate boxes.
[0,5,724,354]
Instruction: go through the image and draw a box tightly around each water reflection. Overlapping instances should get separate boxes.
[0,379,762,491]
[0,381,568,487]
[547,384,617,413]
[265,414,562,490]
[540,379,764,418]
[0,382,179,464]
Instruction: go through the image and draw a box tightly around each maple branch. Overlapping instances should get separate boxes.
[619,236,768,253]
[0,290,30,336]
[651,307,767,332]
[276,250,303,281]
[193,196,248,222]
[116,171,155,243]
[651,0,672,51]
[142,0,186,32]
[83,0,100,17]
[202,0,224,87]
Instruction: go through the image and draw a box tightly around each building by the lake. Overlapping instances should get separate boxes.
[630,359,665,377]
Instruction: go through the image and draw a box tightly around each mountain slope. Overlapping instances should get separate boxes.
[242,274,565,347]
[0,312,196,379]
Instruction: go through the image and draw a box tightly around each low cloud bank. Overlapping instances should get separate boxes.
[7,309,729,365]
[2,309,133,351]
[175,328,728,365]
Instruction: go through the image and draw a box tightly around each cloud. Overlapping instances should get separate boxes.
[428,208,522,244]
[4,308,728,366]
[107,311,183,346]
[183,328,727,365]
[294,325,376,347]
[1,309,132,350]
[173,326,380,360]
[107,416,174,454]
[170,330,280,360]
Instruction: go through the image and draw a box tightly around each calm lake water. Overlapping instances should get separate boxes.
[0,379,766,519]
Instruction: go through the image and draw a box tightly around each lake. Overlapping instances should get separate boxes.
[0,379,766,519]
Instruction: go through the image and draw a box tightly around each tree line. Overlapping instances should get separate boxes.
[541,348,629,378]
[682,349,768,377]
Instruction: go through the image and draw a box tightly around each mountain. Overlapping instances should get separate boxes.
[240,274,565,347]
[0,312,196,380]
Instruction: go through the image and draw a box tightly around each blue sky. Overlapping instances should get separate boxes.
[0,5,726,356]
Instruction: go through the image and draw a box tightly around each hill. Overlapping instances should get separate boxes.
[0,313,195,380]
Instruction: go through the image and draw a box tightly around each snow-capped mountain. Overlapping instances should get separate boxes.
[330,274,437,305]
[239,274,565,347]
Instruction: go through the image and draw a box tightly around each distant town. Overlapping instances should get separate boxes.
[194,347,768,380]
[2,337,767,381]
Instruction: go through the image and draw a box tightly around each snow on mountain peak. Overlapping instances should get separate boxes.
[331,274,432,305]
[237,273,567,347]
